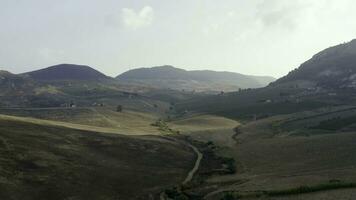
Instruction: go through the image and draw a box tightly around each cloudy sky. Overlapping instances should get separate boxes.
[1,0,356,78]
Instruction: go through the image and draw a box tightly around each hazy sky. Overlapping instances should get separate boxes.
[1,0,356,78]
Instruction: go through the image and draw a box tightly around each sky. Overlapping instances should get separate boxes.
[1,0,356,78]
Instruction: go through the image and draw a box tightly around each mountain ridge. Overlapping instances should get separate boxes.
[271,39,356,89]
[116,65,275,92]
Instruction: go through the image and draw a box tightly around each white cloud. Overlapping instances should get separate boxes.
[122,6,154,30]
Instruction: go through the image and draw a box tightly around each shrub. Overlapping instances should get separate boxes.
[221,192,238,200]
[116,105,123,112]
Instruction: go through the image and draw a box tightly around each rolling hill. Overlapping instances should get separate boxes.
[0,114,194,199]
[116,65,275,92]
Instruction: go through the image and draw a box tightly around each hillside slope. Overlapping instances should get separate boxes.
[272,39,356,89]
[116,65,275,92]
[0,114,194,199]
[177,39,356,119]
[0,70,35,95]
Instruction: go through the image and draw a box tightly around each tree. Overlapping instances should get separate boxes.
[116,105,123,112]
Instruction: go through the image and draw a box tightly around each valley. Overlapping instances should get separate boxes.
[2,39,356,200]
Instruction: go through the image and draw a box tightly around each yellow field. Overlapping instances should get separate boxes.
[0,107,162,135]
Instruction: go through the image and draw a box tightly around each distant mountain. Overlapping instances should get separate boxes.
[116,65,275,92]
[24,64,109,81]
[272,39,356,89]
[0,64,198,108]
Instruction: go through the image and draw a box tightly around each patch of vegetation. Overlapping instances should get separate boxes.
[206,140,214,146]
[151,119,180,134]
[222,157,236,174]
[265,182,356,196]
[216,101,327,120]
[165,187,189,200]
[311,115,356,130]
[221,181,356,199]
[221,192,241,200]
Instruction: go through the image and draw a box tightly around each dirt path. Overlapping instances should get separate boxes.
[182,142,203,185]
[160,137,203,200]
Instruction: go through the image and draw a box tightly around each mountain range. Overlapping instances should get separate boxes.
[1,63,275,108]
[1,64,275,97]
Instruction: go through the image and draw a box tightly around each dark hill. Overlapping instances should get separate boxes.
[24,64,109,81]
[116,65,275,92]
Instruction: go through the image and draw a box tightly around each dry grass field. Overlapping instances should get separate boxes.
[169,114,239,147]
[0,107,162,135]
[0,115,195,200]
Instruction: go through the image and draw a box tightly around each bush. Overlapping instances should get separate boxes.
[223,157,236,174]
[116,105,123,112]
[221,192,238,200]
[311,116,356,130]
[165,187,189,200]
[265,182,356,196]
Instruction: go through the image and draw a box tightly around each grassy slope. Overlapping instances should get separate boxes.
[205,111,356,199]
[0,107,162,135]
[176,86,330,120]
[248,188,356,200]
[169,114,239,133]
[169,114,240,148]
[0,115,195,200]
